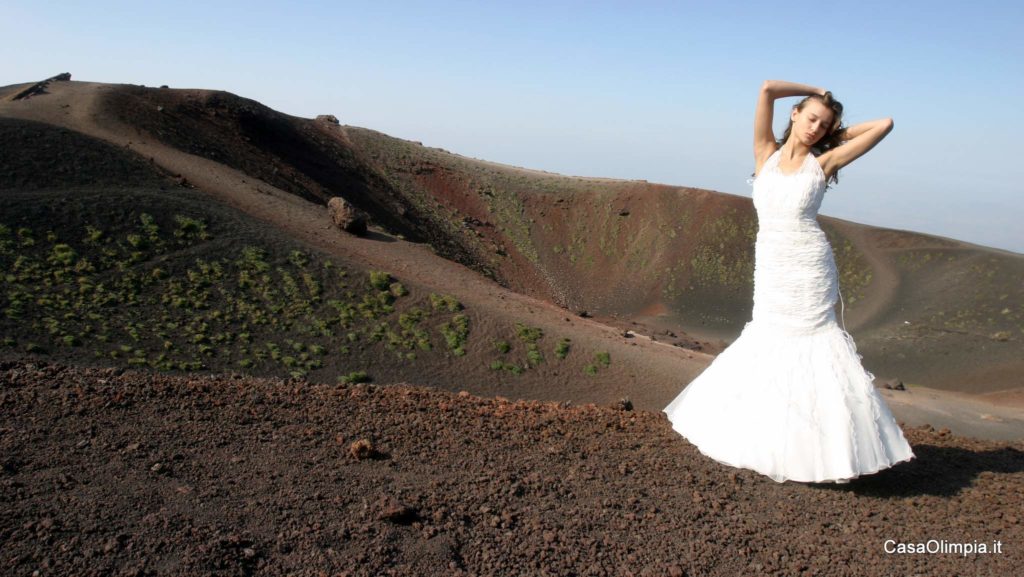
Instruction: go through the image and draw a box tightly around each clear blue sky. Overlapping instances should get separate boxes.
[4,0,1022,253]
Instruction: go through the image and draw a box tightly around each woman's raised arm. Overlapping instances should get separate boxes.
[820,117,894,179]
[754,80,826,170]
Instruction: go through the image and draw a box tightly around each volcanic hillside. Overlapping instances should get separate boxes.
[1,75,1021,400]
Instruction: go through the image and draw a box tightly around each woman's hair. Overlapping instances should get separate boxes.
[780,91,845,186]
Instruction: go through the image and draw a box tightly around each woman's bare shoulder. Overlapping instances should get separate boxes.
[753,143,780,177]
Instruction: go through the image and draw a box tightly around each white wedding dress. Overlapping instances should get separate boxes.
[663,148,914,483]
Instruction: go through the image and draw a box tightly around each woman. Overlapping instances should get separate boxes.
[662,80,915,483]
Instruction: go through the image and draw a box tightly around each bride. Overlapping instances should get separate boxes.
[662,80,915,483]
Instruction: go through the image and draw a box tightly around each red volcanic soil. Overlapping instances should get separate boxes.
[3,362,1022,576]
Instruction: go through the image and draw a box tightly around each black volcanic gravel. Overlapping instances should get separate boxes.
[1,361,1021,576]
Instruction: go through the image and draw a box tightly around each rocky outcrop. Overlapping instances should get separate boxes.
[9,72,72,101]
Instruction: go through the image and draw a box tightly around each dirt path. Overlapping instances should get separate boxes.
[827,219,901,331]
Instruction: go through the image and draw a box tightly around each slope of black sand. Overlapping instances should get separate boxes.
[1,361,1021,576]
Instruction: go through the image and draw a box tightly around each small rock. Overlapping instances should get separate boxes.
[327,197,368,236]
[879,378,905,391]
[375,496,418,524]
[349,438,377,460]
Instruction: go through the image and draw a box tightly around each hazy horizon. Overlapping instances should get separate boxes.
[3,0,1021,253]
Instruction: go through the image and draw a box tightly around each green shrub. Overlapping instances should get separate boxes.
[526,344,543,366]
[339,370,371,384]
[515,322,543,343]
[48,244,77,267]
[126,234,147,249]
[494,340,511,354]
[237,246,271,273]
[399,308,426,331]
[83,226,105,244]
[173,215,210,241]
[429,293,462,312]
[438,313,470,355]
[554,338,571,359]
[369,270,391,290]
[17,227,34,247]
[288,250,309,268]
[595,351,611,367]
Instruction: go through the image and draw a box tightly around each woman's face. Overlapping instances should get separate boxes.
[791,100,835,146]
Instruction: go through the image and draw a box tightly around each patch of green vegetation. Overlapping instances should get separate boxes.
[554,337,571,359]
[489,359,524,375]
[821,225,873,306]
[438,313,470,356]
[526,344,543,366]
[429,292,462,312]
[597,199,624,259]
[338,370,371,384]
[661,262,687,301]
[478,184,539,265]
[566,208,591,265]
[583,351,611,376]
[689,208,756,290]
[369,270,391,291]
[515,322,543,344]
[0,212,483,380]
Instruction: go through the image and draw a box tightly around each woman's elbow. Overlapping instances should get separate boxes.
[883,117,895,132]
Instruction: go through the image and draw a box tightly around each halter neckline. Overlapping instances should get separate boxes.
[772,148,825,180]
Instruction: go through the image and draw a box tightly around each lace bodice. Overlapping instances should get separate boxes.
[752,149,827,230]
